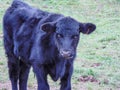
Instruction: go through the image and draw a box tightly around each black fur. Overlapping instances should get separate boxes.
[3,0,96,90]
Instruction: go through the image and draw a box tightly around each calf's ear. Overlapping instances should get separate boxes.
[79,23,96,34]
[41,22,56,33]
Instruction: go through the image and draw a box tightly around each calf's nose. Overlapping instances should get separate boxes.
[60,50,72,59]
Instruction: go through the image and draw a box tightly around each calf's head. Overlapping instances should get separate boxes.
[41,17,96,59]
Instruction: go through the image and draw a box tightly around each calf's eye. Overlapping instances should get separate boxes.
[72,35,78,39]
[56,34,63,38]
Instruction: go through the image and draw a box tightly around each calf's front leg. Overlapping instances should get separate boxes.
[19,60,31,90]
[32,63,49,90]
[60,62,73,90]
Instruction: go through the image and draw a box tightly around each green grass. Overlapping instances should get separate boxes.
[0,0,120,90]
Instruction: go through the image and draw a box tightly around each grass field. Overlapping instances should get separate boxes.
[0,0,120,90]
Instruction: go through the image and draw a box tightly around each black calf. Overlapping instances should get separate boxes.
[3,0,96,90]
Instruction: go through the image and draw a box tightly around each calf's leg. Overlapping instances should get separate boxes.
[60,63,73,90]
[32,63,49,90]
[8,55,19,90]
[19,60,31,90]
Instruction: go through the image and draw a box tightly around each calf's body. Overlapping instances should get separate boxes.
[3,0,96,90]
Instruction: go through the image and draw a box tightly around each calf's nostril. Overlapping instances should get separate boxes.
[61,50,72,58]
[62,51,70,55]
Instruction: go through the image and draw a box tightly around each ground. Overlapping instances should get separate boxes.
[0,0,120,90]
